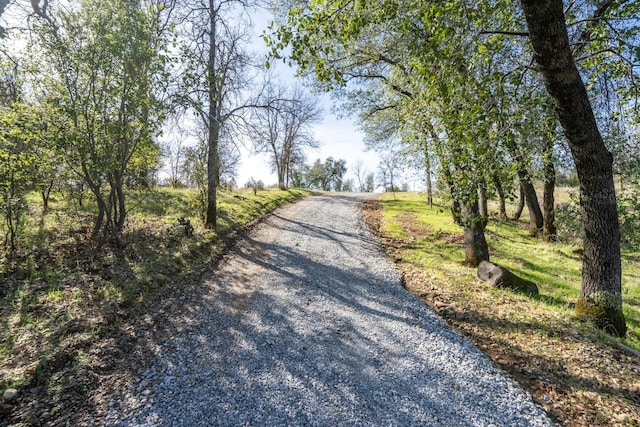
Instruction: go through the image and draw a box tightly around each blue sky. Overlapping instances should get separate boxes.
[236,8,382,188]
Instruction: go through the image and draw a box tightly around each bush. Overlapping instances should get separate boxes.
[555,194,583,243]
[618,191,640,248]
[554,188,640,249]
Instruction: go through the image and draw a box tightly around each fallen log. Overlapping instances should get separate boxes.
[477,261,539,296]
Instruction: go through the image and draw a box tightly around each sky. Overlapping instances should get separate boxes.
[234,7,382,188]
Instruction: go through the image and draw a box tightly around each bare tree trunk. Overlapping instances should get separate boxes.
[543,139,557,241]
[115,174,126,233]
[491,172,508,220]
[205,0,220,229]
[521,0,625,336]
[40,180,54,213]
[512,184,525,221]
[517,168,544,236]
[278,164,286,190]
[478,177,488,227]
[423,139,433,208]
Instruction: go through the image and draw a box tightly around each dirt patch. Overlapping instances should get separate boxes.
[361,200,640,427]
[361,199,382,234]
[394,211,432,240]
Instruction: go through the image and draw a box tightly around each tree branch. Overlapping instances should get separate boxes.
[479,30,529,37]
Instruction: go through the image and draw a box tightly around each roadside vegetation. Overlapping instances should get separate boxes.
[363,191,640,427]
[0,186,311,424]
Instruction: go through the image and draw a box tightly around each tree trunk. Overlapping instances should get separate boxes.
[92,197,107,245]
[543,139,557,242]
[278,164,286,190]
[424,139,433,208]
[115,174,126,232]
[491,172,508,220]
[438,162,461,224]
[477,261,539,295]
[205,120,220,228]
[517,168,544,236]
[446,168,462,225]
[40,180,54,213]
[205,0,220,229]
[427,120,459,222]
[478,177,488,227]
[521,0,625,336]
[461,201,490,267]
[512,184,525,221]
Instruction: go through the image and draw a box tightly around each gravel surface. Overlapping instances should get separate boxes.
[103,193,554,426]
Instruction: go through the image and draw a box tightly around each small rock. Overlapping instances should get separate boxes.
[616,413,630,423]
[154,273,169,284]
[455,313,465,320]
[3,389,18,401]
[433,300,448,309]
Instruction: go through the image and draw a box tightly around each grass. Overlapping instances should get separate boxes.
[365,191,640,427]
[0,186,313,422]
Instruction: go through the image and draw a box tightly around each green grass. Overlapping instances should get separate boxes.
[377,191,640,350]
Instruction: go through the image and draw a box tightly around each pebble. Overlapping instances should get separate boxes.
[616,413,630,423]
[2,388,18,401]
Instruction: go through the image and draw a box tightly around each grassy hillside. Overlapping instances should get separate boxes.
[364,191,640,427]
[0,187,313,417]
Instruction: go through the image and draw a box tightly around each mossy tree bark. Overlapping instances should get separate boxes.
[521,0,625,336]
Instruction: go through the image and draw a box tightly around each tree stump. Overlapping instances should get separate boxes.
[477,261,539,296]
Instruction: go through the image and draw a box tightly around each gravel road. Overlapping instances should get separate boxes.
[103,193,554,426]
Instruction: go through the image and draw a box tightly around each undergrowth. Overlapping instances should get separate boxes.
[0,187,312,399]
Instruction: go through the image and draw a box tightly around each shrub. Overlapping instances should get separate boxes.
[555,194,583,243]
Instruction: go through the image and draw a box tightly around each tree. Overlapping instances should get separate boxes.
[163,124,189,188]
[329,158,347,191]
[269,0,495,266]
[32,0,171,244]
[352,159,367,192]
[364,172,374,192]
[248,83,322,190]
[301,157,347,191]
[177,0,259,228]
[0,103,39,253]
[377,148,403,192]
[520,0,625,336]
[341,178,354,192]
[270,0,633,327]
